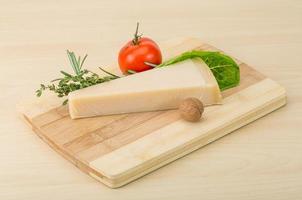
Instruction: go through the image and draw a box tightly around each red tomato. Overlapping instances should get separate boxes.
[118,23,162,74]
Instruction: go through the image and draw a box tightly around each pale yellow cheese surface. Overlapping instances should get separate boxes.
[68,59,222,119]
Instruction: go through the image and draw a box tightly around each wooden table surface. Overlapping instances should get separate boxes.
[1,0,301,199]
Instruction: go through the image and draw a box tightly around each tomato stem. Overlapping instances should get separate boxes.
[132,22,142,45]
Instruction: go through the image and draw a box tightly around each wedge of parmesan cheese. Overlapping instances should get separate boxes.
[68,58,222,119]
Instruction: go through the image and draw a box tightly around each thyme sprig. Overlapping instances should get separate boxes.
[36,50,120,105]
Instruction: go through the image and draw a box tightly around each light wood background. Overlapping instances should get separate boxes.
[0,0,301,199]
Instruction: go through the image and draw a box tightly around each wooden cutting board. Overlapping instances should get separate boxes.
[18,38,286,188]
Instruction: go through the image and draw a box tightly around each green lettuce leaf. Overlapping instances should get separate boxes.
[158,50,240,91]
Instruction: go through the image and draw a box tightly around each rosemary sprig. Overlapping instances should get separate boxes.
[127,69,137,74]
[36,50,120,105]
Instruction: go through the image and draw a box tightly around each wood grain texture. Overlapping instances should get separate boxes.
[1,0,302,199]
[18,38,286,188]
[90,79,286,187]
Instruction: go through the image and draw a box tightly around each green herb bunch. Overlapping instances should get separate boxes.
[36,50,120,105]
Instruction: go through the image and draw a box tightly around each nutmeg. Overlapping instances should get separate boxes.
[179,98,204,122]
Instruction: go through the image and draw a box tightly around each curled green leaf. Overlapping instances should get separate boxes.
[159,50,240,91]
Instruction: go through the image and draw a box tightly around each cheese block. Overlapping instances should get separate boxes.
[68,58,222,119]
